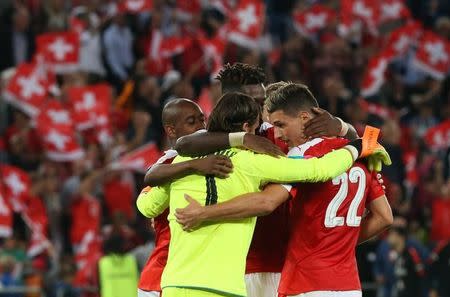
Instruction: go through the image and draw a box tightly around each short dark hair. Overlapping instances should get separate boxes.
[207,92,261,133]
[215,63,265,94]
[265,83,318,116]
[265,81,289,98]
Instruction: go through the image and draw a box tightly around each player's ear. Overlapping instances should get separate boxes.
[242,122,252,133]
[299,111,310,122]
[164,125,176,139]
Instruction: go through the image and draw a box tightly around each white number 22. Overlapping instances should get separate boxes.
[324,167,366,228]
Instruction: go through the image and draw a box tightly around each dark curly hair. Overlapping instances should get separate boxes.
[215,63,266,94]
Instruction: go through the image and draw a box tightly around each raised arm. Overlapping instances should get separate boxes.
[144,155,233,186]
[174,131,284,157]
[303,107,358,140]
[175,184,289,230]
[358,195,393,244]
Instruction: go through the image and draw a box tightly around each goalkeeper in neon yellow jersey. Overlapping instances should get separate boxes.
[137,92,388,297]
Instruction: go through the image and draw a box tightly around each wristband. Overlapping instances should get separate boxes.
[229,132,246,147]
[337,117,349,137]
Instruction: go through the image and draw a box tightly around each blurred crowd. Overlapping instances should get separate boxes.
[0,0,449,297]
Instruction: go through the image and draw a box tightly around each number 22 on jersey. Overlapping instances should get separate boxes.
[325,166,366,228]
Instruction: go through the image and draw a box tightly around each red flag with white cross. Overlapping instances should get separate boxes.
[379,0,411,23]
[37,125,84,162]
[384,21,423,59]
[360,53,390,97]
[424,120,450,151]
[227,0,265,49]
[293,4,337,37]
[36,32,80,73]
[0,183,13,238]
[413,31,450,80]
[67,84,112,131]
[109,142,161,173]
[0,165,31,213]
[3,63,54,116]
[35,100,74,130]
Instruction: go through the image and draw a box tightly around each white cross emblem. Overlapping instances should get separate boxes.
[76,92,96,110]
[393,35,410,52]
[305,13,327,30]
[4,173,26,196]
[45,130,69,150]
[17,75,45,99]
[353,1,372,19]
[48,38,74,61]
[424,41,448,65]
[237,4,258,32]
[381,2,402,19]
[47,109,70,124]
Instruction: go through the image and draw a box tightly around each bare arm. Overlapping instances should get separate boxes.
[175,184,289,230]
[303,107,359,140]
[174,131,284,157]
[358,195,393,244]
[144,155,233,186]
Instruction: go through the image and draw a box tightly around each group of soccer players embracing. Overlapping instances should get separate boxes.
[136,63,393,297]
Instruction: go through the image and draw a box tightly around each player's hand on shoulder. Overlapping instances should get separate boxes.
[175,194,205,231]
[192,155,233,178]
[303,107,341,138]
[243,134,284,157]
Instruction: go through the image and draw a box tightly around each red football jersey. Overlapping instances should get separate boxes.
[245,123,290,273]
[279,138,385,295]
[138,150,177,292]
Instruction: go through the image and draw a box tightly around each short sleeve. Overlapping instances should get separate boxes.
[366,172,385,204]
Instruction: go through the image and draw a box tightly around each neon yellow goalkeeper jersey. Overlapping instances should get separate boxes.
[137,147,354,297]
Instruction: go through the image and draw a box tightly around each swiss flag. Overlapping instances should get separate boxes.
[424,120,450,151]
[35,100,73,130]
[22,195,49,257]
[3,63,53,116]
[68,84,112,131]
[109,142,161,173]
[293,4,337,37]
[360,53,390,97]
[0,165,31,213]
[119,0,153,14]
[0,183,13,238]
[198,35,226,79]
[38,125,84,162]
[379,0,411,23]
[228,0,265,49]
[359,98,394,119]
[340,0,380,36]
[384,21,423,59]
[413,31,450,80]
[36,32,80,73]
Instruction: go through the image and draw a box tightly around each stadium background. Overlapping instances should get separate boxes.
[0,0,449,296]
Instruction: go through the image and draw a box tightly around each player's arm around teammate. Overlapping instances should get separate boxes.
[358,193,393,244]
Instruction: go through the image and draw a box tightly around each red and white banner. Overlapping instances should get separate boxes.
[22,195,49,257]
[68,84,112,131]
[175,0,201,21]
[38,125,84,162]
[227,0,265,49]
[0,183,13,238]
[402,150,418,189]
[3,63,53,116]
[379,0,411,23]
[424,120,450,151]
[340,0,380,36]
[36,32,80,73]
[359,98,394,119]
[0,165,31,213]
[35,100,73,130]
[109,142,161,173]
[413,31,450,80]
[119,0,153,14]
[360,53,389,97]
[293,4,336,37]
[384,21,423,59]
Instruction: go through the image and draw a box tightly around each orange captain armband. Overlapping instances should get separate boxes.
[360,125,381,158]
